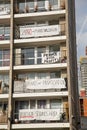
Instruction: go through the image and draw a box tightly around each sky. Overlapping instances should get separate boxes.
[75,0,87,61]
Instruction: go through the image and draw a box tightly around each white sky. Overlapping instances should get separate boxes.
[75,0,87,60]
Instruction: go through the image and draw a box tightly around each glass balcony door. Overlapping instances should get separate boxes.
[0,49,10,66]
[21,48,34,65]
[0,26,10,40]
[49,0,59,10]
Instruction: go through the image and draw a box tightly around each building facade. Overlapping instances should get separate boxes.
[79,57,87,129]
[0,0,80,130]
[80,57,87,91]
[79,57,87,116]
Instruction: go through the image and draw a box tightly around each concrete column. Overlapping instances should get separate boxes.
[8,0,14,130]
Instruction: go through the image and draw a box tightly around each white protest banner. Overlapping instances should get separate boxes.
[20,25,60,38]
[19,109,62,121]
[42,51,61,63]
[25,78,66,89]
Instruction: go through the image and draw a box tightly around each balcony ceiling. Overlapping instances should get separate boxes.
[14,10,66,24]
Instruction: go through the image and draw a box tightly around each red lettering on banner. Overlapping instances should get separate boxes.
[22,29,32,35]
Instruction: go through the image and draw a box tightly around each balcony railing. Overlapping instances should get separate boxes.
[13,108,69,124]
[0,24,66,41]
[15,24,66,39]
[0,60,10,67]
[13,78,67,93]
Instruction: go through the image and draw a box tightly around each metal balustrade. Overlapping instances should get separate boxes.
[0,24,66,41]
[13,78,67,93]
[15,24,66,39]
[0,108,69,125]
[13,108,69,124]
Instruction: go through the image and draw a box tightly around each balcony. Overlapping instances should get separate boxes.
[14,23,66,47]
[13,108,69,125]
[14,0,65,23]
[14,50,67,66]
[13,78,67,94]
[0,1,10,24]
[0,111,8,124]
[15,24,66,39]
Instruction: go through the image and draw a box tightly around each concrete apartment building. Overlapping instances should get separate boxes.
[79,56,87,129]
[0,0,80,130]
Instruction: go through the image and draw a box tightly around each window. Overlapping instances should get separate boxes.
[49,45,60,52]
[37,21,47,27]
[37,47,46,64]
[27,0,34,13]
[30,100,35,109]
[0,0,10,15]
[18,0,25,13]
[20,101,29,109]
[49,0,58,10]
[16,71,61,81]
[0,74,9,88]
[37,0,45,11]
[37,100,46,109]
[0,102,8,112]
[26,73,35,79]
[0,26,10,40]
[0,49,10,66]
[50,99,61,109]
[0,25,10,40]
[49,20,59,25]
[15,101,29,112]
[22,48,34,65]
[3,50,10,66]
[37,73,47,79]
[4,27,10,39]
[50,71,60,78]
[18,73,35,80]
